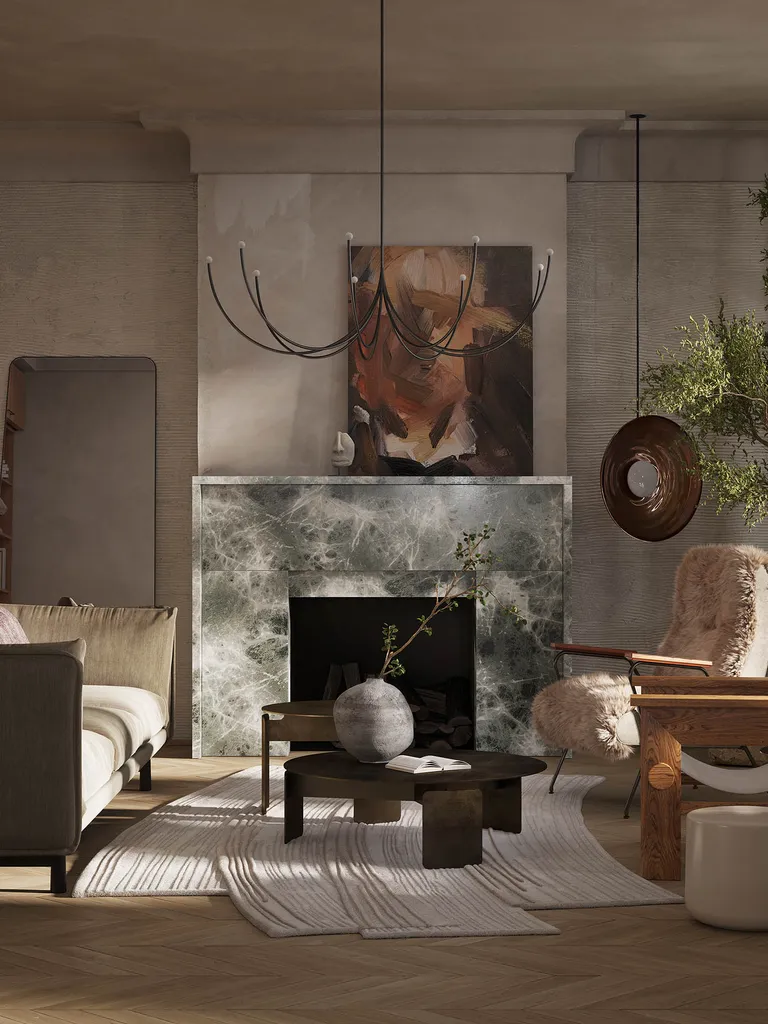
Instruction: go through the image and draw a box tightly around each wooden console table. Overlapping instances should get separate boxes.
[631,680,768,881]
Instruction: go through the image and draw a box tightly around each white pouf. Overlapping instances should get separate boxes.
[686,806,768,930]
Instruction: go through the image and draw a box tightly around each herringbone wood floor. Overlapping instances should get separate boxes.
[1,751,767,1023]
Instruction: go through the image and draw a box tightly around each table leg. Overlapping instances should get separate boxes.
[353,799,402,824]
[284,772,304,844]
[261,713,270,814]
[421,789,483,868]
[640,708,682,881]
[483,779,521,833]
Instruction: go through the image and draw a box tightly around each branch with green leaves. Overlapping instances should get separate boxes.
[378,524,525,679]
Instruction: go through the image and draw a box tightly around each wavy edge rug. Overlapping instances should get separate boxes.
[72,768,681,937]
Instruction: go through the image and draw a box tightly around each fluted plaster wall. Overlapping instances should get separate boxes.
[568,176,768,655]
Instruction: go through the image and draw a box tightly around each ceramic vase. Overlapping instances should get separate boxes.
[332,676,414,763]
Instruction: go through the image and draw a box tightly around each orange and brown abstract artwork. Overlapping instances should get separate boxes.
[347,245,533,476]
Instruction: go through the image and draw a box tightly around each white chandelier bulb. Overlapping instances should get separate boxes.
[254,269,261,278]
[238,240,246,249]
[459,274,467,282]
[546,248,554,257]
[351,276,359,285]
[205,256,213,264]
[537,263,545,273]
[345,232,354,241]
[471,235,480,244]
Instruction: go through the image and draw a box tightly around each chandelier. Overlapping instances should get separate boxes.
[205,0,554,362]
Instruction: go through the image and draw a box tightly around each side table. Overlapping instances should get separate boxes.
[261,701,338,812]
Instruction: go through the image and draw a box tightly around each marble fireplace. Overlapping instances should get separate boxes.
[192,476,571,757]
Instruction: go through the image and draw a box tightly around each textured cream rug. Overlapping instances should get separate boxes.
[73,768,681,937]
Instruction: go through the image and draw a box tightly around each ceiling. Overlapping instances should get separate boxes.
[1,0,767,122]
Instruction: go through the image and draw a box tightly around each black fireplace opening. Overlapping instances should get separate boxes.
[289,597,475,753]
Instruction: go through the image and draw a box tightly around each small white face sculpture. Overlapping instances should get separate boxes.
[331,431,355,469]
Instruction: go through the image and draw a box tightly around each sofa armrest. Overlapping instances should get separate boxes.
[0,643,83,856]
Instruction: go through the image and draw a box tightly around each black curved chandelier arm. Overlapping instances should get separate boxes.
[380,243,479,351]
[237,248,315,356]
[379,250,552,360]
[380,282,467,362]
[211,255,364,360]
[250,255,383,355]
[251,277,360,359]
[206,261,318,356]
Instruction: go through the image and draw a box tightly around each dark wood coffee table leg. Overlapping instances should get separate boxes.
[421,789,483,868]
[483,778,522,833]
[353,799,402,824]
[261,713,270,814]
[284,771,304,843]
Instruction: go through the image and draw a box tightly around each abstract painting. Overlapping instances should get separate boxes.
[347,245,533,476]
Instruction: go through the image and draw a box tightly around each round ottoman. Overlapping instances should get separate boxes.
[686,806,768,930]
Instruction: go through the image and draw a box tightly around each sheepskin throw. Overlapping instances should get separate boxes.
[532,544,768,762]
[657,544,768,676]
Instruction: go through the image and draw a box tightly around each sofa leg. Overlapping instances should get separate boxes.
[50,856,67,894]
[140,759,152,792]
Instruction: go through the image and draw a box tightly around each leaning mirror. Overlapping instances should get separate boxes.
[1,356,156,606]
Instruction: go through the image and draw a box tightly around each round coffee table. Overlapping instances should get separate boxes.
[283,750,547,869]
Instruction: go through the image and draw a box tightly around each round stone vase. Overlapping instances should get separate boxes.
[333,676,414,763]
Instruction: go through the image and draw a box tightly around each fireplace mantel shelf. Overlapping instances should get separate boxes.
[195,476,570,485]
[193,475,571,757]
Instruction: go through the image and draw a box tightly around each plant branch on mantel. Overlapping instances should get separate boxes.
[640,177,768,526]
[378,524,525,679]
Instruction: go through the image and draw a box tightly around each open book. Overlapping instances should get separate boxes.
[386,754,471,774]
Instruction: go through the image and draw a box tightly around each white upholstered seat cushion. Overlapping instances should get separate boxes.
[82,686,168,771]
[82,730,116,804]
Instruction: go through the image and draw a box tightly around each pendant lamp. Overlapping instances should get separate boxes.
[600,115,701,542]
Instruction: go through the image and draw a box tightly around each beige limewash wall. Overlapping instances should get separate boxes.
[0,129,197,738]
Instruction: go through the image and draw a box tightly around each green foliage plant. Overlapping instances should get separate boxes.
[378,525,524,679]
[640,178,768,526]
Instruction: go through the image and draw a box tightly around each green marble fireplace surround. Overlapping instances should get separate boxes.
[192,477,571,757]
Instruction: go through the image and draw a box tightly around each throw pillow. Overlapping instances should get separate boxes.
[0,605,29,644]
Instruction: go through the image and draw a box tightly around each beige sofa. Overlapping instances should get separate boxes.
[0,604,176,893]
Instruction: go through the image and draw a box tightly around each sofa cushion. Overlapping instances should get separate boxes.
[5,605,176,705]
[82,730,116,804]
[0,606,28,644]
[82,686,168,771]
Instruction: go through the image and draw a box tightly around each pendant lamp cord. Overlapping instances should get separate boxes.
[379,0,385,273]
[632,113,645,417]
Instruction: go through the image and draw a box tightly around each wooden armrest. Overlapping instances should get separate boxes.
[551,643,631,659]
[631,693,768,709]
[639,675,768,693]
[550,644,712,669]
[626,652,713,668]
